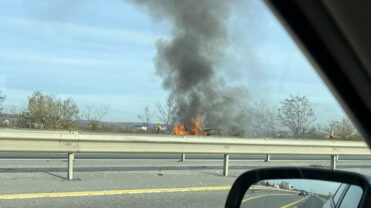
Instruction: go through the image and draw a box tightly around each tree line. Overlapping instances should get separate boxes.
[138,95,362,140]
[1,91,107,131]
[0,91,362,140]
[246,95,361,140]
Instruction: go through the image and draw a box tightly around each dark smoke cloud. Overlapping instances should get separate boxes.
[131,0,249,136]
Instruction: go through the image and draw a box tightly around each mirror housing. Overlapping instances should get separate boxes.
[225,167,371,208]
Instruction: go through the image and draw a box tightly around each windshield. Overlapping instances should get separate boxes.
[0,0,367,208]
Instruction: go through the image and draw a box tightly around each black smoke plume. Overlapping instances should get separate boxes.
[131,0,248,136]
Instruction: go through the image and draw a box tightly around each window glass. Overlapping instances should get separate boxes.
[0,0,363,140]
[339,185,363,208]
[0,1,367,208]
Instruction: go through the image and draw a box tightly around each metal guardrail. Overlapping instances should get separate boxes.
[0,129,370,180]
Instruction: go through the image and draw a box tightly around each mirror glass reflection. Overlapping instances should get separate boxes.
[241,179,362,208]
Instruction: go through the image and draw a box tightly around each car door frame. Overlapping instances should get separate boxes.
[265,0,371,146]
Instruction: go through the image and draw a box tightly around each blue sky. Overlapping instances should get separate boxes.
[0,0,344,122]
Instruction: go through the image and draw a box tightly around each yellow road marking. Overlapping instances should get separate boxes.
[0,186,231,200]
[280,197,307,208]
[242,194,294,203]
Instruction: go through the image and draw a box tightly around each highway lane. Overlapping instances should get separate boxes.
[0,191,327,208]
[0,188,230,208]
[0,159,367,208]
[298,196,326,207]
[0,159,235,208]
[242,194,325,208]
[242,194,306,208]
[0,152,370,161]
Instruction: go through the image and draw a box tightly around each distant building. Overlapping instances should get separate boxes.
[0,113,18,127]
[133,125,148,131]
[157,124,167,131]
[279,182,291,189]
[2,119,10,127]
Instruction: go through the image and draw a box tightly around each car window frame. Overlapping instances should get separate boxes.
[332,184,349,207]
[265,0,371,145]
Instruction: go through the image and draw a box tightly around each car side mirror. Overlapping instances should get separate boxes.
[225,167,371,208]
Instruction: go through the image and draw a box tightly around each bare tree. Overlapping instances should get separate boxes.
[278,95,316,137]
[305,124,327,139]
[326,117,360,139]
[8,105,24,128]
[82,104,109,130]
[248,102,278,137]
[138,105,154,129]
[156,100,175,130]
[0,91,5,115]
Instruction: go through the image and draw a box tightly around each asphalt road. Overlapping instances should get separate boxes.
[0,152,370,161]
[298,196,326,207]
[0,159,237,208]
[0,191,230,208]
[242,194,324,208]
[242,194,305,207]
[0,158,368,207]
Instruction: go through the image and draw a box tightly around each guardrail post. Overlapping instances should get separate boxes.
[180,153,186,162]
[265,154,271,162]
[223,154,229,176]
[331,155,336,170]
[68,153,74,180]
[335,155,339,161]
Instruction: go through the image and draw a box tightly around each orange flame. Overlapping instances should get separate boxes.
[173,118,202,136]
[189,119,202,135]
[173,123,186,135]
